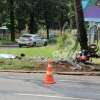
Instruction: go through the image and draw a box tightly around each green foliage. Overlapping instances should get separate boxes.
[57,33,69,49]
[0,0,70,34]
[57,31,76,49]
[54,30,79,59]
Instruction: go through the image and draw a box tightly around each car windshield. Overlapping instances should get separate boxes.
[21,35,32,38]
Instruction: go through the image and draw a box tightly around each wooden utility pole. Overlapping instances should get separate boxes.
[74,0,88,49]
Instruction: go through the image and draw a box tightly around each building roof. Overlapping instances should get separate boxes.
[0,26,8,29]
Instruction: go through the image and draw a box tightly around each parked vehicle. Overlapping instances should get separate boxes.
[49,32,57,42]
[16,34,48,47]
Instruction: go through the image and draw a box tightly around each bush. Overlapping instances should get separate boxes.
[54,31,79,59]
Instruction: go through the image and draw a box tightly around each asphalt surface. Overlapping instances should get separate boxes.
[0,73,100,100]
[0,44,18,47]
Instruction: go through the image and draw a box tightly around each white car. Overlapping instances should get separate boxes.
[16,34,48,47]
[49,32,57,42]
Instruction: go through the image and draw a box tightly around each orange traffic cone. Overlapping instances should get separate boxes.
[43,60,55,84]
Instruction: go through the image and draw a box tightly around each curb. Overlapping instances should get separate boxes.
[0,70,100,76]
[56,72,100,76]
[0,70,45,73]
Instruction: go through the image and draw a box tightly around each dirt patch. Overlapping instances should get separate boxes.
[32,61,97,72]
[0,57,99,72]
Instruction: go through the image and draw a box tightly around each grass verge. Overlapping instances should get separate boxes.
[0,58,47,70]
[0,45,55,70]
[0,45,56,57]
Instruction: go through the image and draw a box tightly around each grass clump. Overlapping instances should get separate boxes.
[0,58,35,70]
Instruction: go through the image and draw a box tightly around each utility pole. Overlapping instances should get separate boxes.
[74,0,88,49]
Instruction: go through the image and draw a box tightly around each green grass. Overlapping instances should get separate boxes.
[0,58,48,70]
[0,45,55,70]
[0,59,35,70]
[0,45,56,57]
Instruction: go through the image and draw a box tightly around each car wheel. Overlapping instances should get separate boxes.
[44,42,47,46]
[19,44,22,48]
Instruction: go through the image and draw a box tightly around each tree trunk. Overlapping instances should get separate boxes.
[74,0,88,49]
[9,0,15,41]
[29,12,38,34]
[29,13,35,34]
[59,11,64,36]
[44,13,49,40]
[46,23,49,40]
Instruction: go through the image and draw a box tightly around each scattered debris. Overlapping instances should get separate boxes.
[0,54,16,59]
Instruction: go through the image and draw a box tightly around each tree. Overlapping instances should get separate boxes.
[28,0,39,34]
[68,0,75,29]
[36,0,69,38]
[15,0,30,33]
[8,0,15,41]
[74,0,88,49]
[0,0,9,26]
[0,0,72,40]
[55,1,67,35]
[36,0,57,39]
[28,12,38,34]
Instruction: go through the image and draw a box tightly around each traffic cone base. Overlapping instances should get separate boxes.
[44,75,55,84]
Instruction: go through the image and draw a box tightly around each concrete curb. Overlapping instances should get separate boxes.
[56,72,100,76]
[0,70,100,76]
[0,70,45,73]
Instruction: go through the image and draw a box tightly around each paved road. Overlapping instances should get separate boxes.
[0,45,18,48]
[0,72,100,100]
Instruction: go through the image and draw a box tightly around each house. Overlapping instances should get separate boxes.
[0,26,10,40]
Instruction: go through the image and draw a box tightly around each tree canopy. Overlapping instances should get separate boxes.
[0,0,88,49]
[0,0,75,35]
